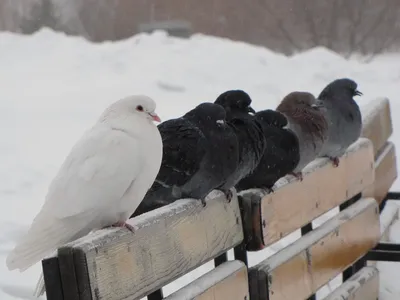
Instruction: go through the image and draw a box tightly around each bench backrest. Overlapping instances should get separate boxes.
[42,98,397,300]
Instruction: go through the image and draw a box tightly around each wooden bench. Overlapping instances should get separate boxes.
[41,97,398,300]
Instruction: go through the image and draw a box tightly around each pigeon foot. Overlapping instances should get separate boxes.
[262,186,275,193]
[108,221,135,232]
[225,189,233,203]
[200,198,207,207]
[290,171,303,181]
[216,188,233,203]
[329,157,340,168]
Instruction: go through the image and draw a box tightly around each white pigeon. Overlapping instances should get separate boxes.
[6,95,162,296]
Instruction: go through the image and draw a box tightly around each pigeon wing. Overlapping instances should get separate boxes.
[157,120,207,187]
[42,126,141,219]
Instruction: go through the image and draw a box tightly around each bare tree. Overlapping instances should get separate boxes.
[1,0,400,59]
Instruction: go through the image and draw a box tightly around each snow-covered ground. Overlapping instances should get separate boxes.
[1,28,400,300]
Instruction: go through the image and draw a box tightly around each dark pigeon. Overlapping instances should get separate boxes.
[214,90,268,195]
[316,78,362,167]
[214,89,256,120]
[131,102,239,217]
[236,109,300,192]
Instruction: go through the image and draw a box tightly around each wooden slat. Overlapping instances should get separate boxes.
[363,142,397,203]
[164,260,249,300]
[361,97,393,157]
[248,198,380,300]
[58,190,243,300]
[321,267,379,300]
[380,201,399,242]
[240,138,375,249]
[42,257,64,300]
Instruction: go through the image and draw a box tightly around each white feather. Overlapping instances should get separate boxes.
[5,95,162,296]
[33,272,45,297]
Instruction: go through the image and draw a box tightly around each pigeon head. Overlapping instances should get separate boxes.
[255,109,288,128]
[318,78,362,101]
[214,90,256,120]
[101,95,161,123]
[184,102,227,126]
[276,91,328,141]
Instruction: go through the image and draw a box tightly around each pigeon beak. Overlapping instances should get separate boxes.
[247,106,256,114]
[311,103,323,109]
[149,112,161,122]
[354,90,363,96]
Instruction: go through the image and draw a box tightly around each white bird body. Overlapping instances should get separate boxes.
[5,95,162,296]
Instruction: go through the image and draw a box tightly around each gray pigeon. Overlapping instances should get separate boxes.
[132,102,239,217]
[316,78,363,167]
[276,91,328,180]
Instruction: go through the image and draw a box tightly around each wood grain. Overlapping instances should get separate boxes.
[164,260,249,300]
[321,267,379,300]
[363,142,397,204]
[361,97,393,157]
[257,138,374,247]
[249,198,380,300]
[380,201,399,243]
[42,257,64,300]
[59,190,243,300]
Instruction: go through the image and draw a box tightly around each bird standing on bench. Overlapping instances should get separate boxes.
[315,78,363,167]
[276,91,328,181]
[236,109,300,192]
[214,90,268,194]
[5,95,162,297]
[132,102,239,217]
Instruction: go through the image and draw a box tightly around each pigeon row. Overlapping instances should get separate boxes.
[132,77,363,217]
[6,77,362,297]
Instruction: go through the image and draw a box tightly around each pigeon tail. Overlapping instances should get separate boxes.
[6,215,89,272]
[33,272,46,297]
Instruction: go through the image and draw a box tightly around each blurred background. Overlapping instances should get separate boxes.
[2,0,400,60]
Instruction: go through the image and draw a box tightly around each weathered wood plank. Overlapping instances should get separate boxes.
[361,97,393,157]
[240,138,375,249]
[59,190,243,300]
[57,247,79,300]
[42,257,64,300]
[164,260,249,300]
[363,142,397,204]
[368,201,400,267]
[321,267,379,300]
[380,200,399,243]
[248,198,380,300]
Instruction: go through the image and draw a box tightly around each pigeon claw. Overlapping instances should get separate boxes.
[329,157,340,168]
[263,186,275,194]
[200,198,207,207]
[290,171,303,181]
[110,221,135,233]
[225,189,233,203]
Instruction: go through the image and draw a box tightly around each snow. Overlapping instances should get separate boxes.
[1,28,400,299]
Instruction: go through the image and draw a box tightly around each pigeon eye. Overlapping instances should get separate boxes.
[136,105,144,112]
